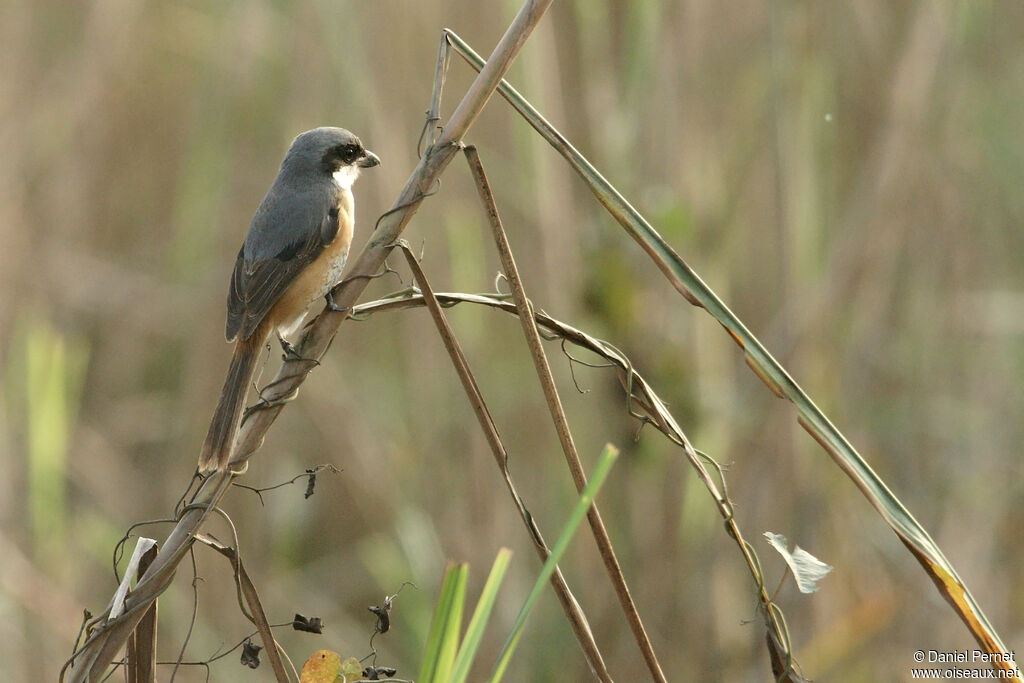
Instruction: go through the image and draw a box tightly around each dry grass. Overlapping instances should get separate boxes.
[2,1,1022,680]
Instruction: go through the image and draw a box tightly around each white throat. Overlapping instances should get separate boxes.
[333,165,361,190]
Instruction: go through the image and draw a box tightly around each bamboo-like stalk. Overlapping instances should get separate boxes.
[61,4,554,680]
[230,0,553,471]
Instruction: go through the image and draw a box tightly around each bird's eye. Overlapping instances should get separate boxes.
[341,144,361,162]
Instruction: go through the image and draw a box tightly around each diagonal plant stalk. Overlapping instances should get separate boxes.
[490,444,620,683]
[443,30,1016,675]
[123,544,157,683]
[350,289,806,679]
[395,242,611,681]
[62,4,555,681]
[463,146,666,683]
[231,0,554,473]
[62,473,235,683]
[194,532,295,683]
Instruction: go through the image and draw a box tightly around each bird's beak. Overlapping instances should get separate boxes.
[357,150,381,168]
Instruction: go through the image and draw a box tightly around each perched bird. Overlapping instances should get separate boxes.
[199,127,379,474]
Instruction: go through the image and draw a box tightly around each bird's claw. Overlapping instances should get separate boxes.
[325,290,349,314]
[277,334,303,361]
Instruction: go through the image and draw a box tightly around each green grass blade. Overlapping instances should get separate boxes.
[488,444,620,682]
[449,548,513,683]
[419,561,468,683]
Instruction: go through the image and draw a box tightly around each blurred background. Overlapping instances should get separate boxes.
[2,1,1022,680]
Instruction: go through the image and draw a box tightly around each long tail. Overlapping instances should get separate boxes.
[199,332,265,473]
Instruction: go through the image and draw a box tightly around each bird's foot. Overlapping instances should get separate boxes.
[277,333,304,361]
[325,290,349,314]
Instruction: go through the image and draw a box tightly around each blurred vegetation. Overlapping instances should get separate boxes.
[1,1,1022,681]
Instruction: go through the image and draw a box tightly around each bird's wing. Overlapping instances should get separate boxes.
[225,188,341,341]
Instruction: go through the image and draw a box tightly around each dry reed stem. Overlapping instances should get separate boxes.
[123,544,157,683]
[350,289,808,678]
[196,534,294,683]
[396,242,611,682]
[443,29,1015,676]
[463,146,666,683]
[62,3,554,680]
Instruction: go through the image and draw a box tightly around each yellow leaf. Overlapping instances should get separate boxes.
[300,650,343,683]
[300,650,367,683]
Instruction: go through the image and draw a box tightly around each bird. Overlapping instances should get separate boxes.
[198,127,379,474]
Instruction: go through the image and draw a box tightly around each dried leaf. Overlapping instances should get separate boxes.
[764,532,833,594]
[294,613,325,634]
[240,639,262,669]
